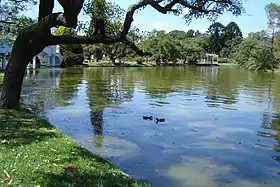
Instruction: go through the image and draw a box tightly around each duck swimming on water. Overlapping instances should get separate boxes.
[156,118,165,123]
[143,116,153,120]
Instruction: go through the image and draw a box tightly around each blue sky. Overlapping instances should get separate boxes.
[25,0,277,36]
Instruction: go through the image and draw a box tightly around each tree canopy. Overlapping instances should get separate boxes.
[0,0,35,44]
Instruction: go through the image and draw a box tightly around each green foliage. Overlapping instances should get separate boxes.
[85,1,139,64]
[0,0,35,44]
[84,0,124,36]
[83,45,103,61]
[235,33,278,71]
[55,26,84,67]
[61,51,84,68]
[186,29,195,37]
[135,56,145,65]
[224,22,243,41]
[207,21,243,58]
[139,29,207,64]
[207,22,226,54]
[238,45,278,71]
[55,26,83,55]
[220,36,242,58]
[276,36,280,60]
[265,3,280,54]
[219,58,235,64]
[265,3,280,29]
[175,0,244,23]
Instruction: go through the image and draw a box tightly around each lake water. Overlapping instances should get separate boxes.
[11,66,280,186]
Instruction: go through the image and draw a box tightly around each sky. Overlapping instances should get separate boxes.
[24,0,279,37]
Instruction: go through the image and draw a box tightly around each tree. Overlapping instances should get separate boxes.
[235,32,278,71]
[168,30,189,40]
[207,22,226,54]
[85,1,141,64]
[139,29,206,64]
[224,22,242,42]
[0,0,244,109]
[55,26,84,67]
[186,29,195,37]
[220,22,242,57]
[139,31,180,63]
[83,44,103,61]
[276,35,280,60]
[55,26,83,55]
[265,3,280,50]
[0,0,35,44]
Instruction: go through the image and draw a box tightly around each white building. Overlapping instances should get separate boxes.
[197,53,219,66]
[0,43,62,71]
[0,43,12,70]
[32,45,63,68]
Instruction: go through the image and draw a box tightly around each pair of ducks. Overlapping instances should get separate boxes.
[143,116,165,123]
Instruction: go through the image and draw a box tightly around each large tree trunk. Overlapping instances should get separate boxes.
[0,34,46,109]
[0,53,30,108]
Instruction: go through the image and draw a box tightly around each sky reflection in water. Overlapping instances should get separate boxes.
[16,66,280,187]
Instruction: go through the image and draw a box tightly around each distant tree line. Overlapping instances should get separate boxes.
[56,1,280,72]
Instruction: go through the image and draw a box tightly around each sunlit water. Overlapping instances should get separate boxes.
[8,66,280,186]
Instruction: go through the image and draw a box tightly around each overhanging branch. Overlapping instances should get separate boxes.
[17,0,232,57]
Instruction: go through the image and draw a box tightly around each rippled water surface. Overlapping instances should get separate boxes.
[12,66,280,186]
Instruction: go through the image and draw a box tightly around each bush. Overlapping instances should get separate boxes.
[237,47,278,72]
[135,57,145,65]
[61,51,84,68]
[219,58,236,64]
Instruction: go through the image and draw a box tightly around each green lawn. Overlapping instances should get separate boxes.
[0,108,148,187]
[218,63,238,66]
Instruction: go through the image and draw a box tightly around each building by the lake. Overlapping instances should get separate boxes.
[0,43,63,71]
[197,53,219,66]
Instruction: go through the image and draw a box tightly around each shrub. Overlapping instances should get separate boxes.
[219,58,236,64]
[238,47,278,72]
[61,51,84,67]
[135,57,145,65]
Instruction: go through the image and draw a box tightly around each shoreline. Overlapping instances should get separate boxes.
[82,61,224,68]
[0,107,148,186]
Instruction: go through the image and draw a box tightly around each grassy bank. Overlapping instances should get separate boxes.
[218,63,238,66]
[0,108,147,187]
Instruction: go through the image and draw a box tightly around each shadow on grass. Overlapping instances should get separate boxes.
[38,145,149,187]
[0,108,60,148]
[0,108,149,186]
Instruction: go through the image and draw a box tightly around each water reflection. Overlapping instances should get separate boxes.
[4,66,279,187]
[165,156,237,187]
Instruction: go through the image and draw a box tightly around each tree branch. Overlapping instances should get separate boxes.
[122,39,152,56]
[120,0,179,38]
[16,0,237,57]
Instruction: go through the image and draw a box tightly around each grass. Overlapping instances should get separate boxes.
[0,108,148,187]
[218,63,238,66]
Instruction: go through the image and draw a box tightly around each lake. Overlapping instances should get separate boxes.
[9,66,280,186]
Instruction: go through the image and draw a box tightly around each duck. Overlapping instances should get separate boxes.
[156,118,165,123]
[143,116,153,120]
